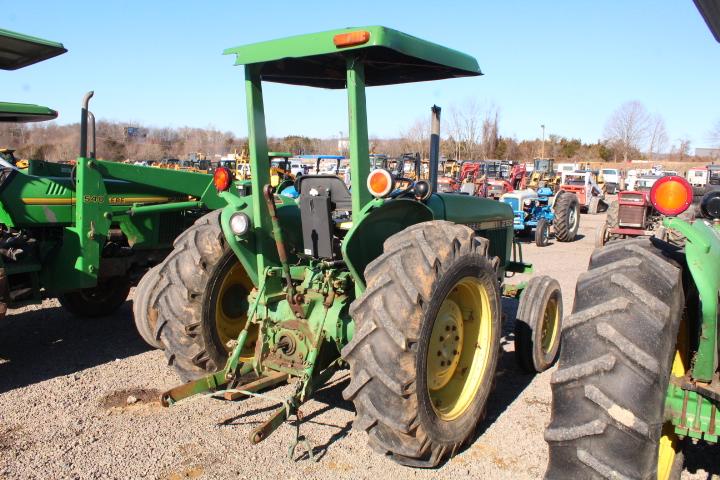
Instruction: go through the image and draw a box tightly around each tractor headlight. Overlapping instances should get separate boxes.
[229,212,251,236]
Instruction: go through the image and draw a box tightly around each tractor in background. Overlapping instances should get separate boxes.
[558,171,606,214]
[500,187,580,246]
[485,162,527,199]
[437,159,461,192]
[458,160,521,198]
[0,28,227,336]
[596,175,697,247]
[528,158,560,192]
[142,26,564,467]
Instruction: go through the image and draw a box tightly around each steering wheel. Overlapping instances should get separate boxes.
[389,176,417,199]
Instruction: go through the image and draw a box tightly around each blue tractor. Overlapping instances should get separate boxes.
[500,187,580,246]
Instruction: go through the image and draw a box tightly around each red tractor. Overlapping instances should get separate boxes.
[437,174,460,192]
[458,160,526,199]
[596,175,694,246]
[485,162,527,199]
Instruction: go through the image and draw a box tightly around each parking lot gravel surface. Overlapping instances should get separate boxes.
[1,202,717,479]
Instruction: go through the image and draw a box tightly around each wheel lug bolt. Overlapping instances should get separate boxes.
[455,336,460,341]
[437,351,442,357]
[439,336,444,342]
[452,325,457,331]
[445,326,451,332]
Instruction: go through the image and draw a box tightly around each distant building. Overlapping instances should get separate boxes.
[695,147,720,160]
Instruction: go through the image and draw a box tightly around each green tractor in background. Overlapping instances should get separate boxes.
[0,28,227,331]
[146,26,564,466]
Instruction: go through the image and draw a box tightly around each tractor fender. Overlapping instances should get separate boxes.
[342,198,433,290]
[550,190,564,209]
[664,217,720,381]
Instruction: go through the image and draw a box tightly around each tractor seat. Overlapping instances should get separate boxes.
[295,175,352,259]
[295,175,352,212]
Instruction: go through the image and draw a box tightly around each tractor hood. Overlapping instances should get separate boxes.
[223,26,481,88]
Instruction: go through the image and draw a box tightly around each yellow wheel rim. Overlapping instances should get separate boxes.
[657,317,689,480]
[540,296,560,354]
[214,261,255,361]
[427,277,493,421]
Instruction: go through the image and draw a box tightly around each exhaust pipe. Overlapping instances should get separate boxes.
[88,111,96,159]
[80,91,94,158]
[429,105,441,193]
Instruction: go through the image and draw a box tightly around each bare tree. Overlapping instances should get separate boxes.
[449,100,482,160]
[647,114,669,160]
[400,117,430,159]
[676,137,692,162]
[710,119,720,147]
[603,101,651,162]
[480,105,500,159]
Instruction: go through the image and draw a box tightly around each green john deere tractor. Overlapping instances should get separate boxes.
[0,29,226,337]
[147,26,564,467]
[544,175,720,479]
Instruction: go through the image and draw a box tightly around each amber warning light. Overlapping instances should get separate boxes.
[213,167,232,192]
[649,175,693,216]
[333,30,371,48]
[367,169,394,198]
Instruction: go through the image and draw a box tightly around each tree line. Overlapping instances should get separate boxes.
[0,100,717,163]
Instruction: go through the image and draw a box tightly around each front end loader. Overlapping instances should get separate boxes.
[149,26,564,467]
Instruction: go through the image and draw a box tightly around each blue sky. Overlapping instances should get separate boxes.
[2,1,719,149]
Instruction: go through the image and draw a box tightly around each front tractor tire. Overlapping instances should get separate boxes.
[553,192,580,242]
[535,218,550,247]
[545,239,686,480]
[514,275,563,373]
[59,276,131,318]
[150,211,256,381]
[343,221,501,467]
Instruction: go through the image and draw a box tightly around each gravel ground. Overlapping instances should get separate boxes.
[1,202,718,479]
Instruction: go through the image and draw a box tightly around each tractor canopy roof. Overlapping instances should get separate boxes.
[223,26,481,88]
[0,28,67,70]
[0,101,58,122]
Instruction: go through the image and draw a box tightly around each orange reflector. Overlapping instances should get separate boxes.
[649,175,692,216]
[213,167,232,192]
[367,169,393,198]
[333,30,371,48]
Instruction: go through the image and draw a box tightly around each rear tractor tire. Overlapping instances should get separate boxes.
[59,276,131,318]
[545,239,686,479]
[133,264,164,349]
[514,275,563,373]
[553,192,580,242]
[535,218,550,247]
[150,210,257,382]
[343,220,501,467]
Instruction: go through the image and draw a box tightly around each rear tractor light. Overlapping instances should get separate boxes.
[367,169,394,198]
[649,176,692,216]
